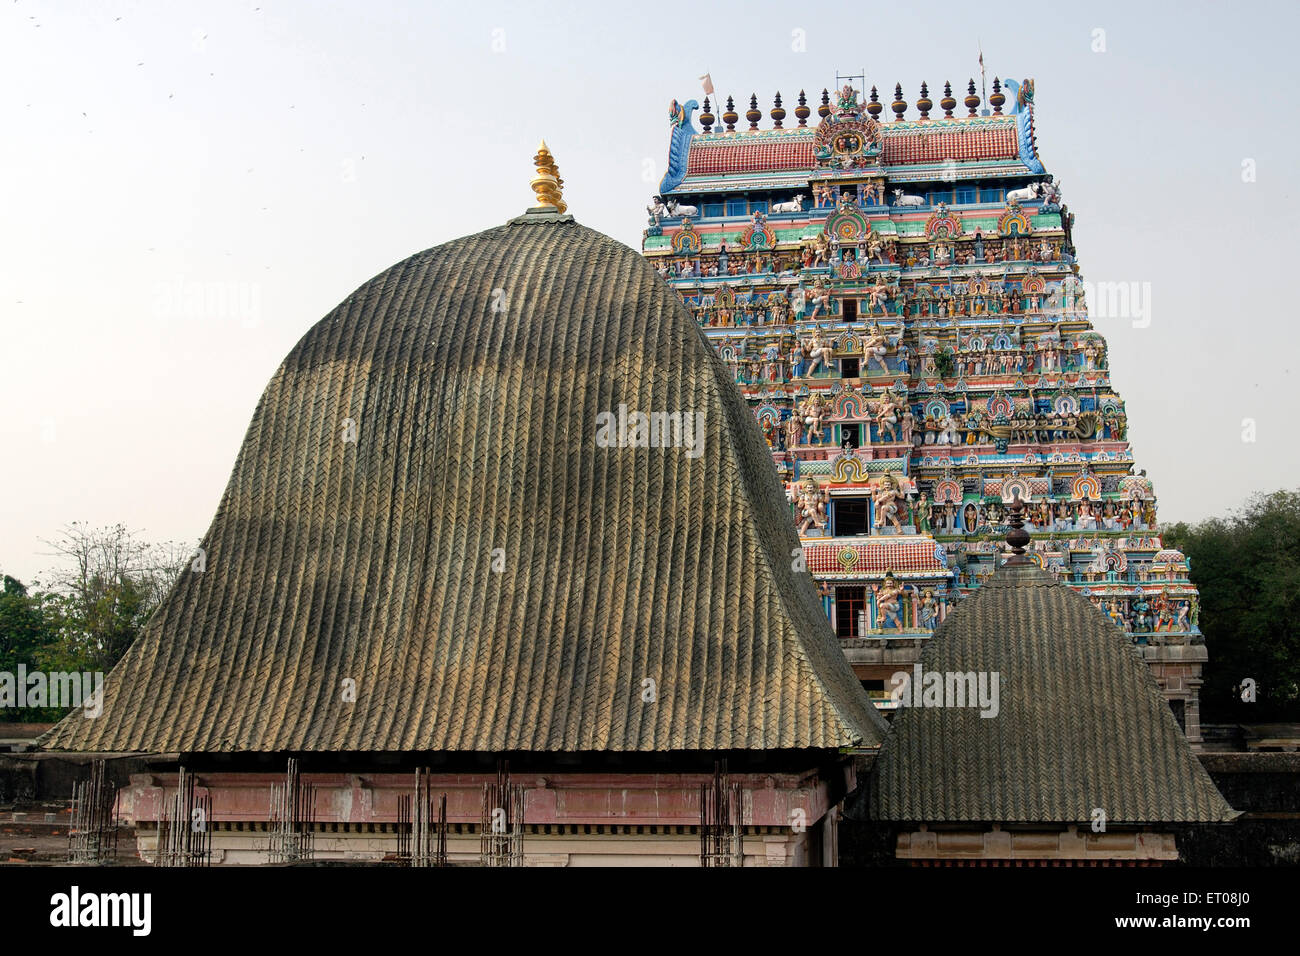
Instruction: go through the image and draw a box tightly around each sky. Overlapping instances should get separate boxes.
[1,0,1297,584]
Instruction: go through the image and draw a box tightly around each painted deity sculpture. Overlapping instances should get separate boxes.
[875,573,906,629]
[938,413,961,445]
[784,412,802,449]
[763,341,783,382]
[866,278,890,314]
[872,473,906,534]
[795,477,829,534]
[861,322,892,374]
[802,393,827,443]
[919,589,938,631]
[790,338,807,378]
[807,276,832,318]
[804,329,835,376]
[873,389,901,443]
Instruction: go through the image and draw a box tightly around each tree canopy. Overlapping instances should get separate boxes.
[1165,489,1300,722]
[0,523,187,722]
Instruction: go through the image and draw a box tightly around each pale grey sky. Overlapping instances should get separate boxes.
[2,0,1296,583]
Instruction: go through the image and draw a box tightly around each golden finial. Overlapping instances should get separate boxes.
[530,140,566,213]
[550,163,568,214]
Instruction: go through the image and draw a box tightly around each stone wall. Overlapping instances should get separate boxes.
[0,753,153,805]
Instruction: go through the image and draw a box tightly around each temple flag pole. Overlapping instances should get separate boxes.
[979,43,988,115]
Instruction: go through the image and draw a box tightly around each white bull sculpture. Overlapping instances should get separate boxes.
[1006,182,1044,203]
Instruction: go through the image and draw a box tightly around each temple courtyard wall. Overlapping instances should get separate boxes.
[3,748,1298,866]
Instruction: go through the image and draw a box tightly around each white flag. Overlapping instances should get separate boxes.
[700,73,715,96]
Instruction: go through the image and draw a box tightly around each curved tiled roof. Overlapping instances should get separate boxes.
[805,537,948,578]
[870,562,1236,824]
[673,117,1023,188]
[879,123,1018,165]
[686,135,814,177]
[42,210,884,754]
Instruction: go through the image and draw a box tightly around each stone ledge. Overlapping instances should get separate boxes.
[1200,751,1300,773]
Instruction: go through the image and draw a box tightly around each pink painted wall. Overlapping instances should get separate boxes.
[122,763,856,829]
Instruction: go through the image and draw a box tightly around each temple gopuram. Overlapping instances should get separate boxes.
[641,78,1206,743]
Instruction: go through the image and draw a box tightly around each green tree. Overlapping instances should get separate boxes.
[1165,490,1300,722]
[0,525,185,723]
[38,523,188,675]
[0,575,54,671]
[934,347,956,380]
[0,575,65,721]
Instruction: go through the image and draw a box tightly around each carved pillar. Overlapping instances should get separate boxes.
[1185,677,1205,749]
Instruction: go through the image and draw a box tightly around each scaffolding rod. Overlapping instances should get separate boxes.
[480,760,523,867]
[68,758,119,864]
[268,757,315,865]
[699,759,744,867]
[155,766,211,867]
[397,767,448,866]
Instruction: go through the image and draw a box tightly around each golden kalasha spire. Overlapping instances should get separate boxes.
[530,140,567,213]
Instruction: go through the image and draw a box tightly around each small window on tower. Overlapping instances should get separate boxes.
[842,298,858,322]
[841,422,860,447]
[841,356,860,379]
[835,585,866,638]
[725,198,747,217]
[835,496,870,536]
[702,202,724,218]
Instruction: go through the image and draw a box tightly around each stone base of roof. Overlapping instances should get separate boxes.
[115,763,858,867]
[895,824,1178,862]
[129,824,831,867]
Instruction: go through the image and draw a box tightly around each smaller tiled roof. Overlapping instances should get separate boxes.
[870,561,1238,824]
[880,123,1018,165]
[685,135,814,177]
[674,118,1023,187]
[805,538,948,577]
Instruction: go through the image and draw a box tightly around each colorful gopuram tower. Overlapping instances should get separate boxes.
[641,79,1206,743]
